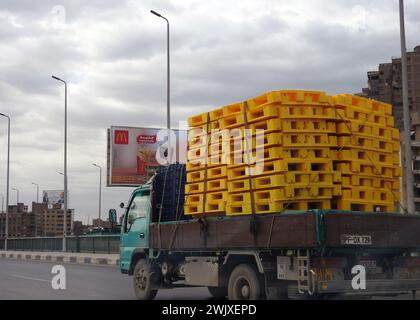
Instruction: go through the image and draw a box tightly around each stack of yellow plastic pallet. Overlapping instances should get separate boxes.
[333,94,401,212]
[184,90,401,218]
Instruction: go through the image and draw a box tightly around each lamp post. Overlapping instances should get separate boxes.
[31,182,39,237]
[0,113,10,249]
[31,182,39,203]
[151,10,172,162]
[399,0,415,213]
[11,188,19,204]
[0,194,3,238]
[52,75,68,251]
[92,163,102,227]
[11,188,18,237]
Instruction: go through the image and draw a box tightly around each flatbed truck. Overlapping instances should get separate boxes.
[118,173,420,300]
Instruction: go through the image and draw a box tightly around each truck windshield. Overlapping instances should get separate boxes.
[126,191,150,231]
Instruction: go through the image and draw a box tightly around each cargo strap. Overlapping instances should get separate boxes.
[199,113,211,246]
[242,101,258,236]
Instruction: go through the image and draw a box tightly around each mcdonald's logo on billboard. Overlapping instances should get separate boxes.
[114,130,129,145]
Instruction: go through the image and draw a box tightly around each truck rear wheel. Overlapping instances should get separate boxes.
[208,286,228,299]
[133,259,158,300]
[228,264,262,300]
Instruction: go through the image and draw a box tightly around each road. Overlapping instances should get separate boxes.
[0,258,417,300]
[0,258,212,300]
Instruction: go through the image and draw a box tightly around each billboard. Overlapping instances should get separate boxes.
[108,126,187,187]
[42,190,64,209]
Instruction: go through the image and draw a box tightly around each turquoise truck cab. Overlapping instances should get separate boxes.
[119,183,151,273]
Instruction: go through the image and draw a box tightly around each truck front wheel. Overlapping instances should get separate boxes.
[228,264,262,300]
[133,259,158,300]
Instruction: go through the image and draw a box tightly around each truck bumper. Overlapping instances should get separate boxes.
[317,279,420,295]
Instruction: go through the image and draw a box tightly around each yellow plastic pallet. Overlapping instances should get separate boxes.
[227,189,286,204]
[337,136,394,153]
[227,161,285,181]
[188,133,208,149]
[227,175,287,193]
[372,100,392,115]
[280,106,336,120]
[207,166,227,180]
[186,166,227,183]
[336,200,394,213]
[336,149,394,163]
[184,204,203,215]
[187,170,205,183]
[285,185,338,199]
[211,113,245,130]
[206,191,228,202]
[188,112,209,127]
[284,159,334,172]
[185,193,203,206]
[341,175,383,188]
[284,147,334,160]
[335,161,395,178]
[209,132,282,155]
[246,91,332,109]
[206,178,228,192]
[226,199,332,216]
[246,103,279,123]
[209,102,245,122]
[226,201,284,216]
[185,182,204,194]
[285,171,340,185]
[340,188,395,203]
[281,119,336,134]
[205,201,226,213]
[283,133,337,147]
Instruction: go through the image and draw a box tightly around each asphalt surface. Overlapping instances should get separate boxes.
[0,258,212,300]
[0,258,418,300]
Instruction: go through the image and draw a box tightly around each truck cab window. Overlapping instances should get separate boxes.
[125,191,150,232]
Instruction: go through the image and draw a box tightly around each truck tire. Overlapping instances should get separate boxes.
[228,264,262,300]
[208,286,228,299]
[133,259,158,300]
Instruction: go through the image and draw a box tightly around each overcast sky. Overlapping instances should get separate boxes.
[0,0,418,224]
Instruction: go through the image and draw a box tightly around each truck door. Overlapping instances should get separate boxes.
[120,190,150,272]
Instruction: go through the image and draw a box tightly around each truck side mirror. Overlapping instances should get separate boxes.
[120,202,125,209]
[128,214,135,225]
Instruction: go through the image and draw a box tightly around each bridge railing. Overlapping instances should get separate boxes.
[0,235,120,254]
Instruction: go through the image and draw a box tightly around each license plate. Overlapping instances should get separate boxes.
[340,234,372,245]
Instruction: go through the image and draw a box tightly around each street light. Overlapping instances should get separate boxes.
[399,0,415,213]
[31,182,39,203]
[52,75,68,252]
[151,10,172,162]
[11,188,19,204]
[31,182,39,237]
[0,194,3,238]
[92,163,102,227]
[11,187,18,237]
[0,113,10,250]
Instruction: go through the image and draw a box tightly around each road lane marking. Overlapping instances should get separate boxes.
[12,274,50,283]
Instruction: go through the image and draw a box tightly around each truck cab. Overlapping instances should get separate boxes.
[120,184,151,274]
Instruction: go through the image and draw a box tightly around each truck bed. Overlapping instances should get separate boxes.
[150,211,420,251]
